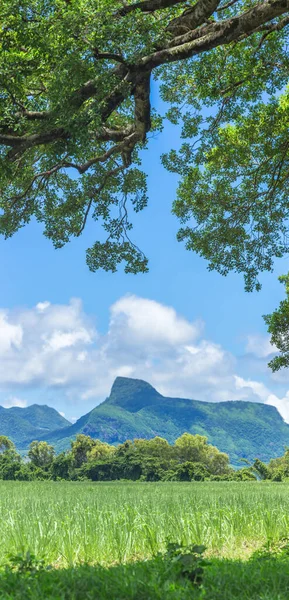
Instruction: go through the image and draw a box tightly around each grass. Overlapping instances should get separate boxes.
[1,481,289,598]
[1,553,289,599]
[1,480,289,566]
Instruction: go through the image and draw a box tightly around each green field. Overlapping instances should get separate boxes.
[2,480,289,565]
[1,481,289,598]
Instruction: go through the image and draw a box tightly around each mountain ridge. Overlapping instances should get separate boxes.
[0,403,70,449]
[1,377,288,462]
[42,377,289,462]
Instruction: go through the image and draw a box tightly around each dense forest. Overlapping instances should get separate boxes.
[0,432,288,482]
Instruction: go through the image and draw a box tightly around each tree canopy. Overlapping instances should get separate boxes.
[28,440,55,468]
[4,430,289,482]
[1,0,289,364]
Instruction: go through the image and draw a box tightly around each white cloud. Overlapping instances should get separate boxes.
[0,312,23,355]
[0,299,95,386]
[110,295,203,349]
[246,334,276,358]
[235,375,269,402]
[3,396,27,409]
[44,328,93,352]
[266,392,289,423]
[36,301,50,313]
[234,375,289,423]
[1,294,289,423]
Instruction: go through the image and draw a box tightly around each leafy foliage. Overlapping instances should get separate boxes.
[264,275,289,371]
[165,64,289,293]
[1,0,289,304]
[7,551,48,576]
[28,441,55,468]
[5,422,289,482]
[164,542,208,587]
[2,546,289,599]
[1,543,209,599]
[0,428,247,481]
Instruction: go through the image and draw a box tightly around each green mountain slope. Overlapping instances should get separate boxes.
[42,377,289,463]
[0,404,70,449]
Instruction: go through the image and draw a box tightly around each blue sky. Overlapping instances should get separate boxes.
[1,98,289,423]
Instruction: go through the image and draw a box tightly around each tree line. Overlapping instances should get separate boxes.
[0,432,288,482]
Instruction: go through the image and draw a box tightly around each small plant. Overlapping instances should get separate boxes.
[6,551,48,576]
[164,542,208,587]
[251,537,289,561]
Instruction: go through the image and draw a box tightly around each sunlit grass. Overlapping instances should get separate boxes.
[1,481,289,567]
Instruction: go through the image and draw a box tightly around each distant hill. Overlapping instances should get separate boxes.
[39,377,289,463]
[0,404,70,450]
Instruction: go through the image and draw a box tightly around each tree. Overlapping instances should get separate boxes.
[140,457,166,481]
[134,436,173,460]
[169,461,210,481]
[87,440,116,462]
[174,434,209,463]
[0,436,15,454]
[115,440,135,458]
[264,275,289,371]
[267,447,289,480]
[252,458,270,480]
[70,434,96,467]
[232,468,256,481]
[174,433,230,474]
[205,446,230,476]
[51,452,73,480]
[28,441,55,468]
[0,436,22,480]
[1,1,289,339]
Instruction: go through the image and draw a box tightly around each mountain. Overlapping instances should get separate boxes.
[0,404,70,450]
[40,377,289,463]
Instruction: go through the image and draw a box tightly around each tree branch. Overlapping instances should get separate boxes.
[167,0,221,36]
[77,165,124,235]
[255,14,289,48]
[116,0,185,16]
[217,0,239,12]
[93,49,126,64]
[0,129,67,149]
[14,110,50,120]
[141,0,289,67]
[1,0,289,223]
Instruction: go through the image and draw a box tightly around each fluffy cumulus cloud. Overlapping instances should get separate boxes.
[0,299,96,389]
[110,296,202,349]
[1,294,289,421]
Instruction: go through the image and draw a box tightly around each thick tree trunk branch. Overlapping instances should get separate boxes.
[14,110,50,120]
[2,0,289,275]
[116,0,184,16]
[217,0,239,12]
[0,129,67,149]
[167,0,222,36]
[1,0,289,182]
[141,0,289,67]
[96,126,135,142]
[134,73,151,140]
